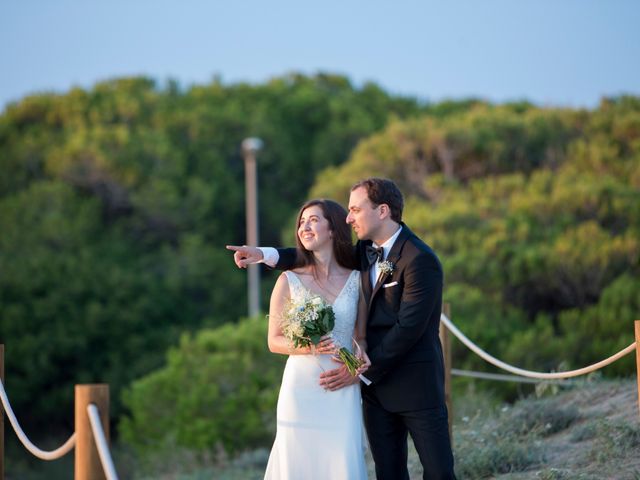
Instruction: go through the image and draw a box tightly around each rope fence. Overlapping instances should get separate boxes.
[440,313,638,380]
[0,380,76,460]
[0,348,118,480]
[88,404,119,480]
[450,368,579,385]
[437,312,640,441]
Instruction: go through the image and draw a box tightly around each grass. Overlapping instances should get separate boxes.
[447,378,640,480]
[588,419,640,465]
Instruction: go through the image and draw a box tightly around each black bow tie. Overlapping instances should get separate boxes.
[366,245,384,266]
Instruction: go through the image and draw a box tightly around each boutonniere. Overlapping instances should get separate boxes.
[378,260,395,276]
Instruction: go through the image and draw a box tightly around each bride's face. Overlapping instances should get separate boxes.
[298,205,332,252]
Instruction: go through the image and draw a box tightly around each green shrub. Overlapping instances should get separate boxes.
[590,419,640,464]
[535,469,600,480]
[454,428,543,478]
[500,398,580,437]
[570,422,599,443]
[119,317,286,459]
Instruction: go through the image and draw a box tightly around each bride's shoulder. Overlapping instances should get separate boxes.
[290,267,312,276]
[274,271,290,285]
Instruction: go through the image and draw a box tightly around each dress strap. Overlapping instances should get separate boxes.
[284,271,304,298]
[349,269,360,287]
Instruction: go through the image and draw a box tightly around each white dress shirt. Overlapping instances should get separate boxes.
[258,247,280,267]
[369,226,403,285]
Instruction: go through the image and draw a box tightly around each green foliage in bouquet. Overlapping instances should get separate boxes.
[309,309,336,346]
[281,294,335,348]
[280,293,363,375]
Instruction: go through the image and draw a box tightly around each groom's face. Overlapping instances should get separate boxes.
[346,187,382,241]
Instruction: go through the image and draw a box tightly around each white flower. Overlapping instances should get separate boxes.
[379,260,395,276]
[280,292,335,349]
[291,322,305,338]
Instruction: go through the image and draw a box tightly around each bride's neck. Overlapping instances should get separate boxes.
[312,249,338,278]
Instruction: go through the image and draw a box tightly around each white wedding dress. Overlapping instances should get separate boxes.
[264,270,368,480]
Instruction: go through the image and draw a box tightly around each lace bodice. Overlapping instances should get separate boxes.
[285,270,360,351]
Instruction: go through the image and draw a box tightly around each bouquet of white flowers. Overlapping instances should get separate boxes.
[281,292,363,375]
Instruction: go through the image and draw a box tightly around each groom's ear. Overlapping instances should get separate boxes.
[378,204,391,219]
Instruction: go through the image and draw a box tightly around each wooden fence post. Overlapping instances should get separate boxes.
[75,384,109,480]
[1,344,4,480]
[440,304,453,444]
[635,321,640,419]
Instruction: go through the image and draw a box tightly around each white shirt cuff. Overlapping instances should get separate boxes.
[258,247,279,267]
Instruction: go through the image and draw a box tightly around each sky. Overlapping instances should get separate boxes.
[1,0,639,111]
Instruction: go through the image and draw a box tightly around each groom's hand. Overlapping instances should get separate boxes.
[319,364,359,391]
[226,245,263,268]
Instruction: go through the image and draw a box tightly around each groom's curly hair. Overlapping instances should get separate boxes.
[294,199,357,270]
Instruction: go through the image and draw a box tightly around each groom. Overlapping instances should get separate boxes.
[228,178,456,479]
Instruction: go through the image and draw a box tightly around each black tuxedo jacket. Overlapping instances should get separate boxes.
[276,224,445,413]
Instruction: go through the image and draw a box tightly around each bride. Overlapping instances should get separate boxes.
[264,198,370,480]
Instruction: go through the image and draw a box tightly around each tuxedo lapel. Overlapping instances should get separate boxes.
[385,224,408,266]
[362,263,373,302]
[367,225,411,311]
[359,240,374,304]
[369,271,388,307]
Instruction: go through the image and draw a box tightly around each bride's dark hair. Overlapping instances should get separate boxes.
[294,199,357,270]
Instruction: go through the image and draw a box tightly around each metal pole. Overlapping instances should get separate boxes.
[242,138,263,318]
